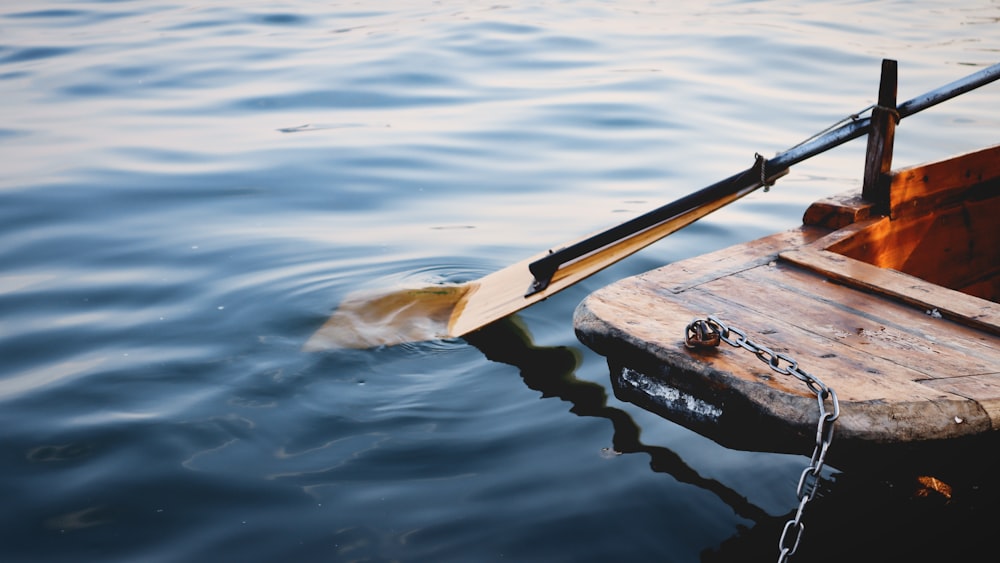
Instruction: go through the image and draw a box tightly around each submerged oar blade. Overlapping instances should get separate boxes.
[307,168,779,350]
[303,284,471,350]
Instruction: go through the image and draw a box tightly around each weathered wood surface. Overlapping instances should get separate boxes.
[576,146,1000,446]
[782,243,1000,336]
[575,229,1000,444]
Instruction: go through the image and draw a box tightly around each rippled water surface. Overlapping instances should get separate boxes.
[2,2,998,561]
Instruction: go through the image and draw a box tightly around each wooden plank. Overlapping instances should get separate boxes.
[655,227,826,294]
[750,255,998,361]
[889,144,1000,217]
[677,270,986,395]
[671,288,948,400]
[588,227,1000,381]
[780,246,1000,335]
[576,258,994,441]
[729,263,1000,380]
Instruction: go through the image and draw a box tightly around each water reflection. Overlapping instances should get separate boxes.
[465,315,1000,561]
[464,317,769,525]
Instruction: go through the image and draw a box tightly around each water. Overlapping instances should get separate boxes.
[1,1,998,561]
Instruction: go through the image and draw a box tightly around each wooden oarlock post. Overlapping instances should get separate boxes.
[862,59,898,215]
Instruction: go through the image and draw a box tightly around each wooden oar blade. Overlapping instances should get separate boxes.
[446,179,770,338]
[303,284,470,350]
[306,169,783,351]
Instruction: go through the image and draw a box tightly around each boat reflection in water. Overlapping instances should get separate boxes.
[467,313,999,561]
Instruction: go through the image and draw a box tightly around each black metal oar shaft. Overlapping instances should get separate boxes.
[525,61,1000,296]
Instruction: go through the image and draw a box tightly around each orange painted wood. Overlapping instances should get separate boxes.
[889,143,1000,217]
[822,198,999,300]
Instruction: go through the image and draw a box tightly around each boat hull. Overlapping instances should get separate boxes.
[575,146,1000,453]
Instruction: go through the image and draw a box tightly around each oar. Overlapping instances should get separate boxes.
[304,61,1000,351]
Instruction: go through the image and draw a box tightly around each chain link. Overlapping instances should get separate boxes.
[685,316,839,562]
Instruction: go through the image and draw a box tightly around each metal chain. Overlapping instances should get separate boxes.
[685,316,839,563]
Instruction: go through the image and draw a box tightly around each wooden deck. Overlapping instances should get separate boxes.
[574,145,1000,451]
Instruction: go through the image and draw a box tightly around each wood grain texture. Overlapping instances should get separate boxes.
[575,145,1000,445]
[576,229,999,443]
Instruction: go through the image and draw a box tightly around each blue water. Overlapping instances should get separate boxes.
[2,2,998,561]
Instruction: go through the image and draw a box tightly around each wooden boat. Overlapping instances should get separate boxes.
[574,131,999,455]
